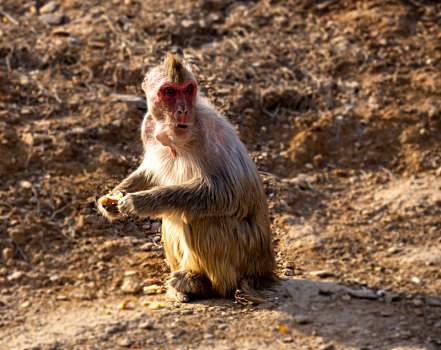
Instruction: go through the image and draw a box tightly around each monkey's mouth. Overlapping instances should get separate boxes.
[176,124,188,129]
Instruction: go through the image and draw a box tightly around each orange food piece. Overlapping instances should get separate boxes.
[277,324,289,333]
[101,191,123,205]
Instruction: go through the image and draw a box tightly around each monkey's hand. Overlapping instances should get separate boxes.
[117,193,139,217]
[97,192,123,221]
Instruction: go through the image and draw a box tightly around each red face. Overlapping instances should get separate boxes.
[156,80,197,134]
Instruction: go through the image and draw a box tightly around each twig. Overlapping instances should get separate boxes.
[1,11,19,25]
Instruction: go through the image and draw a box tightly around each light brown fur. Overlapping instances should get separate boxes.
[98,54,276,303]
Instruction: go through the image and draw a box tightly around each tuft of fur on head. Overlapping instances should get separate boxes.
[163,52,186,85]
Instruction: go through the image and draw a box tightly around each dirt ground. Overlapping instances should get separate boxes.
[1,0,440,349]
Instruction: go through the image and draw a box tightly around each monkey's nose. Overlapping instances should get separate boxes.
[177,109,189,115]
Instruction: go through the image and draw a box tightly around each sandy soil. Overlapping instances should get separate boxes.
[0,0,440,349]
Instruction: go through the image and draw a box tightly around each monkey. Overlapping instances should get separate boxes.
[98,53,276,304]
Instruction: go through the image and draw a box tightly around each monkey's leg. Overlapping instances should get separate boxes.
[167,269,215,303]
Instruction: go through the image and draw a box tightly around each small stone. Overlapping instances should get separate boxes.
[320,345,335,350]
[412,299,424,307]
[283,337,294,343]
[121,280,142,294]
[436,167,441,177]
[21,300,31,308]
[348,289,377,300]
[7,271,24,282]
[309,270,334,278]
[284,269,295,276]
[140,242,154,252]
[293,315,311,324]
[426,298,441,307]
[19,180,32,189]
[2,247,14,260]
[8,228,27,245]
[380,311,394,317]
[214,318,224,323]
[387,247,400,254]
[283,261,295,269]
[434,321,441,329]
[313,154,323,167]
[151,222,161,231]
[39,13,66,25]
[40,1,58,13]
[218,324,228,330]
[411,276,421,284]
[117,338,133,347]
[139,321,154,330]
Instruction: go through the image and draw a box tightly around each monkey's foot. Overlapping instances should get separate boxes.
[167,287,190,303]
[166,269,214,302]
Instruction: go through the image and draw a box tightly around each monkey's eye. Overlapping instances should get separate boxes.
[185,85,194,94]
[164,87,177,96]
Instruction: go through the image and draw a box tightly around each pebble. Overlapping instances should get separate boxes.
[293,315,311,324]
[218,324,228,330]
[19,180,32,189]
[2,247,14,260]
[121,280,142,294]
[283,337,294,343]
[411,276,421,284]
[434,321,441,329]
[284,269,295,276]
[8,227,27,245]
[426,298,441,307]
[412,299,424,307]
[39,13,66,25]
[7,271,24,282]
[151,222,162,231]
[140,242,154,251]
[309,270,334,278]
[117,338,133,347]
[139,321,154,330]
[40,1,58,13]
[283,261,295,269]
[348,289,377,300]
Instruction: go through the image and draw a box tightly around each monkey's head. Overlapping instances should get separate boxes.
[142,53,198,151]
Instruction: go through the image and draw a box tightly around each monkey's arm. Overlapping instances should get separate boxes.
[97,168,154,221]
[118,175,243,220]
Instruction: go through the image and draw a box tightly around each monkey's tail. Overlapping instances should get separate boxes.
[234,279,267,305]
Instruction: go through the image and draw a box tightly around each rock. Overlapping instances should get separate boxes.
[117,338,133,347]
[214,318,224,323]
[284,269,295,276]
[434,321,441,329]
[19,180,32,189]
[139,321,154,330]
[293,315,311,324]
[313,154,323,167]
[121,279,142,294]
[39,13,66,25]
[309,270,334,278]
[140,242,154,252]
[40,1,58,13]
[283,337,294,343]
[151,222,162,231]
[413,299,424,307]
[283,261,295,269]
[7,271,24,282]
[348,289,377,300]
[218,324,228,330]
[319,345,335,350]
[2,247,14,260]
[426,298,441,307]
[411,276,421,284]
[8,227,27,245]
